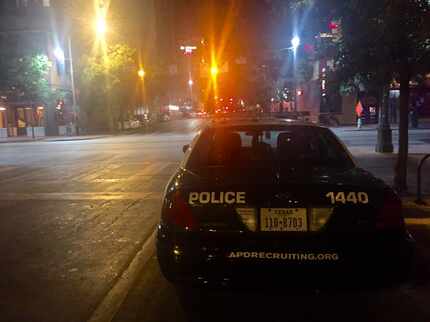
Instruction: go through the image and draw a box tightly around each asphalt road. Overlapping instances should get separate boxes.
[0,118,429,322]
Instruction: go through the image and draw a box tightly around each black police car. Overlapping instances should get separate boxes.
[157,118,414,287]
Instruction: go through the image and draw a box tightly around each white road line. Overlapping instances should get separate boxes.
[87,230,156,322]
[0,192,162,201]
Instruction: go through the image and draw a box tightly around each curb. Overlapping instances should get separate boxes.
[86,230,156,322]
[403,197,430,219]
[44,136,109,142]
[0,138,44,144]
[0,136,110,144]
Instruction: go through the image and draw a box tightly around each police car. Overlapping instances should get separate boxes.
[157,117,414,287]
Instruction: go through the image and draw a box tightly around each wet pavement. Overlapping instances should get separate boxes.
[1,118,430,322]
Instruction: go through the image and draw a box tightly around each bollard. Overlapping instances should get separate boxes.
[416,154,430,205]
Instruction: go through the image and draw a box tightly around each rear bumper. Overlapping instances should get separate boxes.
[157,225,415,287]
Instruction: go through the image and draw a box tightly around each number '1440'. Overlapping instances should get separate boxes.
[325,192,369,204]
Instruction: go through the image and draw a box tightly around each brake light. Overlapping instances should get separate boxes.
[376,191,405,230]
[164,191,198,230]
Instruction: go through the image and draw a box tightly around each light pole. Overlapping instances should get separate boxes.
[188,78,194,107]
[376,85,394,152]
[291,36,300,112]
[180,45,197,109]
[68,36,79,135]
[138,68,145,111]
[54,40,78,135]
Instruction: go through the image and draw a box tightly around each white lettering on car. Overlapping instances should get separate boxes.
[188,192,247,205]
[188,192,199,205]
[224,192,236,204]
[199,192,210,204]
[326,192,369,204]
[227,251,340,261]
[211,192,220,204]
[237,192,246,204]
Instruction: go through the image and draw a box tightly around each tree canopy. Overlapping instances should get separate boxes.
[294,0,430,191]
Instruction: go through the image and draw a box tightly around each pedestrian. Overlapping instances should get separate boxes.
[355,100,364,129]
[409,95,422,129]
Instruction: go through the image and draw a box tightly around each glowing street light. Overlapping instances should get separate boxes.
[291,36,300,51]
[188,79,194,87]
[95,14,107,39]
[138,69,145,79]
[210,65,219,78]
[54,47,65,63]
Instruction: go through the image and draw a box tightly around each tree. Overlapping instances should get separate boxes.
[0,53,64,107]
[293,0,430,192]
[80,44,136,132]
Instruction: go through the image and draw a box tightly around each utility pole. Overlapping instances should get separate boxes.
[68,35,79,136]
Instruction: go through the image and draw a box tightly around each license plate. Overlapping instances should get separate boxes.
[260,208,307,232]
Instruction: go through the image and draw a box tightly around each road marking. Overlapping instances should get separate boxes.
[405,218,430,226]
[87,229,156,322]
[0,192,162,201]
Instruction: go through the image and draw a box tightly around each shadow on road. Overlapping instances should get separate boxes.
[174,244,430,322]
[176,280,430,322]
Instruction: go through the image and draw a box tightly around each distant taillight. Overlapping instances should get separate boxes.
[376,191,405,230]
[164,191,198,231]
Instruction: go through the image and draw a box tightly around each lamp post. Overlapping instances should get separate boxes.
[376,85,394,152]
[188,77,194,101]
[138,68,145,112]
[291,36,300,112]
[54,40,78,135]
[68,36,79,135]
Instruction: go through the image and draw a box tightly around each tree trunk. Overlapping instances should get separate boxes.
[394,67,410,192]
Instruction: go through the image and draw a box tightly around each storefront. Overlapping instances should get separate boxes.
[0,106,8,138]
[0,103,46,138]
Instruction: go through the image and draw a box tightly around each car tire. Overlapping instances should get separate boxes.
[157,247,178,283]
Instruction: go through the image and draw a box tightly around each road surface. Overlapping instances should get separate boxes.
[0,118,429,322]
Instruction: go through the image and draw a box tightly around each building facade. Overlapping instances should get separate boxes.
[0,0,73,138]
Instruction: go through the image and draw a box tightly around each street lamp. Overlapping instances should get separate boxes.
[95,2,107,40]
[138,68,145,80]
[291,35,300,112]
[210,65,219,78]
[54,47,65,63]
[188,79,194,87]
[54,39,79,135]
[291,36,300,52]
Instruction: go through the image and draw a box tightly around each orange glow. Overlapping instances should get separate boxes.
[201,1,241,112]
[210,65,219,77]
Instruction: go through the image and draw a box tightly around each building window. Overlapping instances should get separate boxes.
[43,0,49,7]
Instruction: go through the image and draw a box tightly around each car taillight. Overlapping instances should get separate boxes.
[164,191,198,231]
[376,191,405,231]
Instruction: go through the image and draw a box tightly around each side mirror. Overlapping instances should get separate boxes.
[182,144,190,153]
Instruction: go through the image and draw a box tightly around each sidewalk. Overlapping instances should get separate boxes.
[336,120,430,132]
[0,135,109,144]
[349,147,430,217]
[351,148,430,195]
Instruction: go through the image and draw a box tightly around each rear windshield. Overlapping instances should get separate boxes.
[186,125,354,171]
